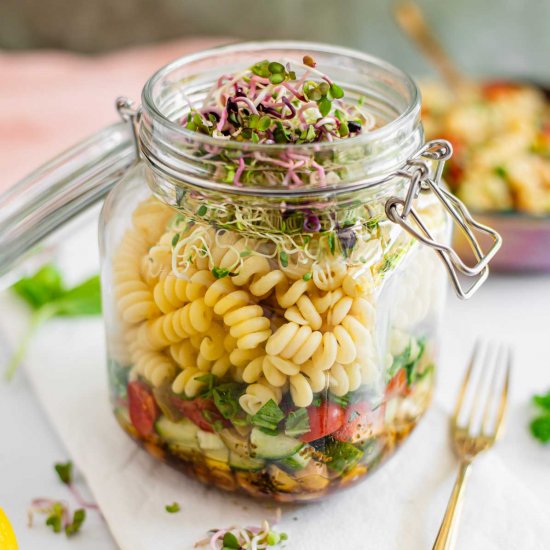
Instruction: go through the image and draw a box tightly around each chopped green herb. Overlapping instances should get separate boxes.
[196,373,216,396]
[171,233,180,247]
[251,400,285,431]
[285,408,311,437]
[494,165,508,179]
[329,393,350,408]
[165,502,181,514]
[327,233,336,254]
[212,383,243,420]
[302,272,312,281]
[324,439,363,474]
[196,205,208,216]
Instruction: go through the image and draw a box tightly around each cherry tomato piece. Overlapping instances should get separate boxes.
[300,401,345,442]
[333,401,386,444]
[127,381,159,437]
[171,397,226,432]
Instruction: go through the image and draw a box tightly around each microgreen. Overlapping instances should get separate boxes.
[279,251,289,268]
[302,272,312,281]
[65,509,86,537]
[165,502,181,513]
[6,266,101,380]
[197,522,288,549]
[212,267,231,279]
[196,205,208,217]
[54,461,73,485]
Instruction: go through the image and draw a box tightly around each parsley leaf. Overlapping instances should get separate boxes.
[530,389,550,444]
[6,266,101,380]
[533,390,550,412]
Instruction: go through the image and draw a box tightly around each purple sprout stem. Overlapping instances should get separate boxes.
[233,157,245,187]
[232,96,259,115]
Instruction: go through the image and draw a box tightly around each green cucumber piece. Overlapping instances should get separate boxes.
[229,451,266,471]
[156,416,199,445]
[219,429,250,455]
[197,430,229,463]
[250,428,303,460]
[277,447,312,471]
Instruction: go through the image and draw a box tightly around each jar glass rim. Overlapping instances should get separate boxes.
[141,40,421,153]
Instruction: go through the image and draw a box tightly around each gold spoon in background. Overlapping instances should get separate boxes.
[393,1,473,94]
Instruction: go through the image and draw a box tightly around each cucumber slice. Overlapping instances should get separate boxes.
[156,416,199,445]
[278,446,312,471]
[197,430,229,463]
[229,451,266,471]
[219,429,250,455]
[250,428,303,460]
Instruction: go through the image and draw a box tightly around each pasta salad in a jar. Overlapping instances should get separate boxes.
[102,44,452,502]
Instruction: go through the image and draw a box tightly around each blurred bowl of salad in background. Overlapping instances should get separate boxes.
[421,79,550,272]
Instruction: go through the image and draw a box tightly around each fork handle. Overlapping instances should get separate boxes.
[432,460,472,550]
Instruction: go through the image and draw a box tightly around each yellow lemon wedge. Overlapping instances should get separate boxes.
[0,507,18,550]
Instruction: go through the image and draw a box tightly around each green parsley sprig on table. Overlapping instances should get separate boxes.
[530,390,550,444]
[5,265,101,380]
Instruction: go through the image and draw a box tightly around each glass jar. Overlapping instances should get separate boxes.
[0,41,501,503]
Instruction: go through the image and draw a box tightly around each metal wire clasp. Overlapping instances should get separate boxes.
[386,139,502,299]
[116,97,141,158]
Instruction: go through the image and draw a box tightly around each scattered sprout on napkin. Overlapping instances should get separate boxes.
[194,520,288,549]
[5,265,101,380]
[28,461,100,538]
[530,390,550,443]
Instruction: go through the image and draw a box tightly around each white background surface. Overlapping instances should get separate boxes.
[0,221,549,550]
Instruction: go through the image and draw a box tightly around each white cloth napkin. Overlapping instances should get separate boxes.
[1,223,549,550]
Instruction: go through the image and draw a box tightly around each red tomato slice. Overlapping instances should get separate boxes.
[333,402,385,444]
[171,397,226,432]
[300,401,345,442]
[386,368,409,399]
[128,381,159,437]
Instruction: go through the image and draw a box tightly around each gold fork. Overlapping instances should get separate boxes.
[433,343,511,550]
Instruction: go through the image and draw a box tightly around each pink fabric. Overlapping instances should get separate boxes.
[0,38,227,190]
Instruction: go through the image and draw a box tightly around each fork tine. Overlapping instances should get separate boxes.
[480,344,505,435]
[452,341,481,424]
[493,349,511,439]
